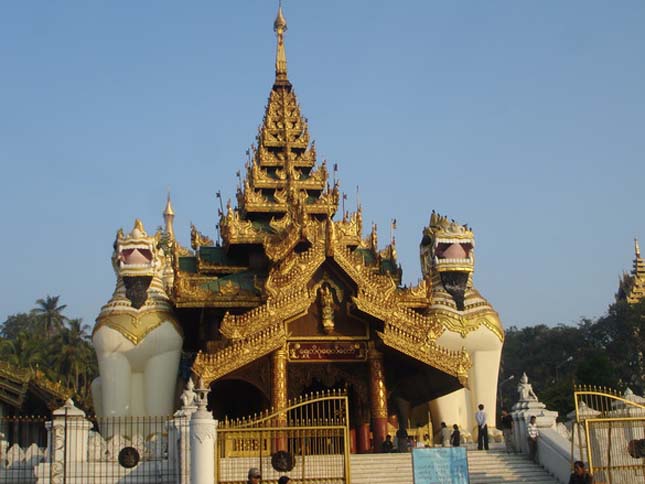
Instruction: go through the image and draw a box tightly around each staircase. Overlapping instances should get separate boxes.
[350,447,561,484]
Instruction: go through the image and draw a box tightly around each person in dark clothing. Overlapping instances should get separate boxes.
[501,408,514,453]
[396,429,409,452]
[568,461,593,484]
[381,434,394,453]
[246,467,262,484]
[278,477,291,484]
[450,424,461,447]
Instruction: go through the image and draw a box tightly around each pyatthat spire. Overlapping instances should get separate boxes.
[618,237,645,304]
[274,4,289,85]
[163,193,175,239]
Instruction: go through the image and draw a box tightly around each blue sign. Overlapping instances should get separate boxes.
[412,447,470,484]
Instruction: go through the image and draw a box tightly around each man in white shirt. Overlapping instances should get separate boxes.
[475,403,489,450]
[527,415,539,462]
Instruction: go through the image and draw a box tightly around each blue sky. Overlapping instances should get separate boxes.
[1,1,643,330]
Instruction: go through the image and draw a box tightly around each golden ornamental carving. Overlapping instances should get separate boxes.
[173,273,261,307]
[427,287,504,343]
[353,291,444,341]
[219,280,240,297]
[32,369,72,401]
[264,222,302,262]
[272,345,288,411]
[367,347,388,419]
[273,187,288,204]
[0,360,31,383]
[242,183,267,206]
[219,287,312,341]
[192,323,288,385]
[275,167,287,180]
[220,206,263,245]
[190,224,213,251]
[336,210,363,244]
[377,323,471,386]
[318,285,335,334]
[94,310,181,346]
[269,213,292,232]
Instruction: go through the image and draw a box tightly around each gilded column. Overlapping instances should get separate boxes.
[368,343,388,452]
[272,345,288,451]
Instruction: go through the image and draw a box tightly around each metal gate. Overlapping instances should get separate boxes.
[216,390,350,484]
[573,385,645,484]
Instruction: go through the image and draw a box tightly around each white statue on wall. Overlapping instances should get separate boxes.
[517,372,538,402]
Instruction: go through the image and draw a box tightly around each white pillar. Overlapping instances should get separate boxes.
[51,398,93,463]
[36,398,93,483]
[189,381,218,484]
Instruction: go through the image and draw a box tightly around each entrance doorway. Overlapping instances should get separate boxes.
[209,379,269,420]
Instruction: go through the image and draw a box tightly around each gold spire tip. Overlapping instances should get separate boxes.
[164,192,175,216]
[274,4,287,32]
[274,3,289,82]
[636,238,641,258]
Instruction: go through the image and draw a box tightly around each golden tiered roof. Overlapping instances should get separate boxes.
[0,361,71,410]
[618,238,645,304]
[224,6,338,238]
[175,7,485,389]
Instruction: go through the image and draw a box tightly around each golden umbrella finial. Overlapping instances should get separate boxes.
[636,237,641,258]
[274,2,288,82]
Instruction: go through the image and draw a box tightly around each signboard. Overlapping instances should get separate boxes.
[412,447,469,484]
[287,342,367,362]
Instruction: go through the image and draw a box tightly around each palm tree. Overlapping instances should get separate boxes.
[52,318,95,393]
[1,331,46,369]
[33,295,67,336]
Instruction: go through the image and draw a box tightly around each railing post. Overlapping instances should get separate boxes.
[36,398,92,484]
[190,379,218,484]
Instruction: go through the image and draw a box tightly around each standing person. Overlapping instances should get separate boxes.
[475,404,489,450]
[247,467,262,484]
[440,422,451,447]
[527,416,539,463]
[568,461,593,484]
[396,429,409,453]
[451,424,461,447]
[423,433,431,448]
[381,434,394,453]
[500,408,514,453]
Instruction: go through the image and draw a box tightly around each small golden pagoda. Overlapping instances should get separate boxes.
[156,7,503,451]
[617,238,645,304]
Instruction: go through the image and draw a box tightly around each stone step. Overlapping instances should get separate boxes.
[349,448,560,484]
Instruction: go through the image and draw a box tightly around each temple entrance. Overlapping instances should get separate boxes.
[209,379,269,421]
[288,361,373,453]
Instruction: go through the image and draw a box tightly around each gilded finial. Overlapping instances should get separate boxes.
[636,238,641,258]
[164,192,175,217]
[274,3,289,83]
[164,192,175,239]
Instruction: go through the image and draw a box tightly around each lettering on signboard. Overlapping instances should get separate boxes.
[287,342,367,362]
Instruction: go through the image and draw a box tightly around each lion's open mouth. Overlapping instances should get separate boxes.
[119,246,153,269]
[434,238,473,310]
[433,239,473,270]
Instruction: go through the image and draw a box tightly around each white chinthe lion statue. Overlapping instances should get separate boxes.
[91,219,182,418]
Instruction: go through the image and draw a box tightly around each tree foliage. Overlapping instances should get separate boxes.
[0,297,97,410]
[500,299,645,418]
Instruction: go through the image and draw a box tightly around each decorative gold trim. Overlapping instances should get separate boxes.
[377,323,471,386]
[94,310,181,346]
[192,324,288,385]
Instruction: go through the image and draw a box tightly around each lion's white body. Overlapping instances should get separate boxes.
[91,220,183,418]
